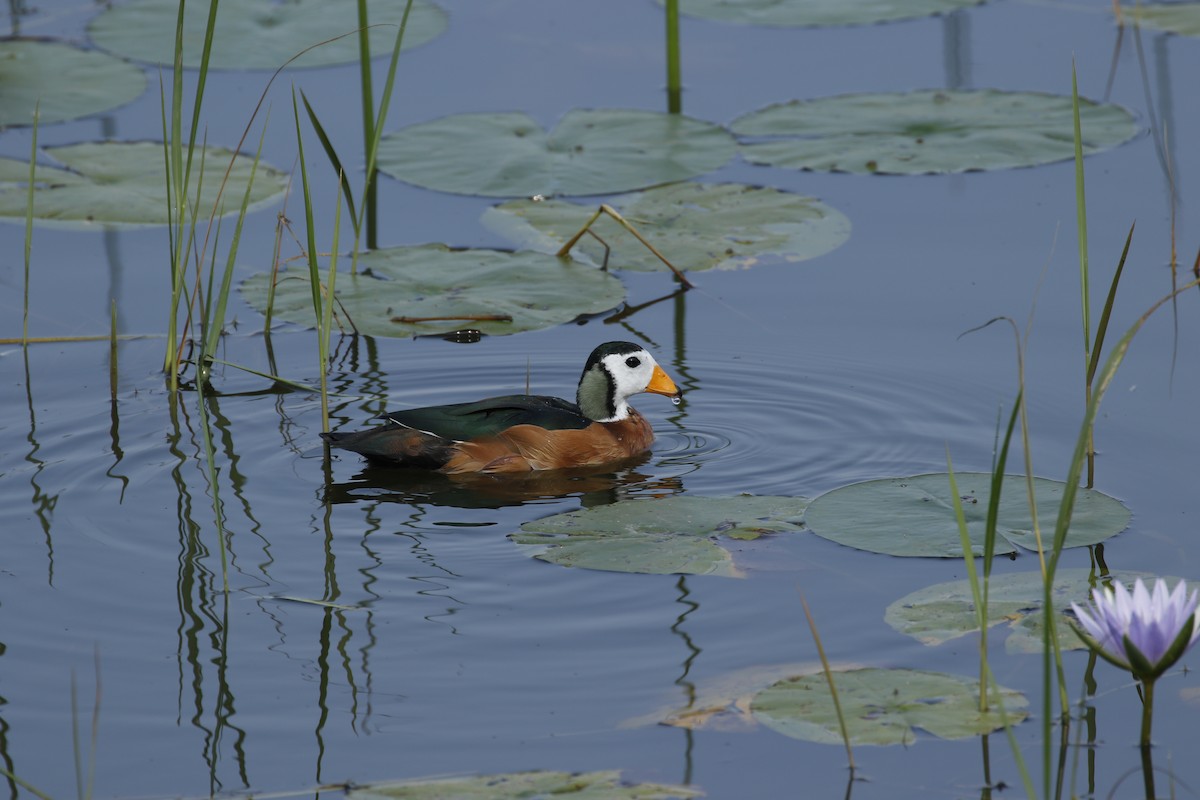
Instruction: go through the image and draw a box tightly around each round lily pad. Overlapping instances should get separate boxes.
[0,141,289,228]
[239,244,627,338]
[751,668,1027,745]
[377,109,737,197]
[483,182,850,273]
[0,40,146,127]
[732,90,1139,174]
[667,0,985,27]
[884,569,1187,654]
[1124,3,1200,36]
[804,473,1130,558]
[511,495,808,576]
[347,770,702,800]
[88,0,447,70]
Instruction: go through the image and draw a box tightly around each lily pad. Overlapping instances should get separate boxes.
[625,661,836,732]
[1124,3,1200,36]
[483,182,850,273]
[377,109,737,197]
[0,40,146,127]
[732,90,1139,174]
[239,244,626,338]
[751,668,1027,745]
[804,473,1130,558]
[346,770,702,800]
[884,569,1185,653]
[667,0,985,27]
[0,142,289,228]
[511,495,808,576]
[89,0,447,70]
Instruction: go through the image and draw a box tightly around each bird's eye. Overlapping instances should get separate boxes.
[625,356,641,368]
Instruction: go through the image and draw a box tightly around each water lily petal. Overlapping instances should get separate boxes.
[1074,578,1200,681]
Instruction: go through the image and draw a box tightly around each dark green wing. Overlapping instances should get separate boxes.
[385,394,589,441]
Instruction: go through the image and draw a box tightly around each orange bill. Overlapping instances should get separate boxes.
[644,364,680,397]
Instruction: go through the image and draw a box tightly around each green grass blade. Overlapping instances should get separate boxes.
[0,769,53,800]
[300,90,359,226]
[291,87,322,318]
[665,0,681,113]
[320,175,344,431]
[984,391,1022,583]
[22,101,38,346]
[362,0,415,251]
[798,591,854,771]
[1086,221,1135,388]
[1072,61,1091,363]
[203,122,268,362]
[356,0,377,247]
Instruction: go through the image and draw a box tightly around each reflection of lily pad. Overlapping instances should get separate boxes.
[239,244,626,337]
[732,90,1139,174]
[668,0,984,27]
[347,770,702,800]
[89,0,447,70]
[0,142,288,228]
[751,668,1027,745]
[378,109,736,197]
[804,473,1130,558]
[884,569,1184,653]
[1124,3,1200,36]
[483,183,850,273]
[511,495,808,576]
[0,40,146,127]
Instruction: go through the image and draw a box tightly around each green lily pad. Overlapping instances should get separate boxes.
[511,495,808,576]
[626,661,831,732]
[667,0,984,27]
[751,668,1027,745]
[0,142,289,229]
[482,182,850,273]
[804,473,1130,558]
[89,0,447,70]
[884,569,1182,654]
[347,770,703,800]
[732,90,1139,174]
[239,244,626,337]
[1124,3,1200,36]
[0,40,146,127]
[377,109,737,197]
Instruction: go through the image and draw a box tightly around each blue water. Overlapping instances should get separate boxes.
[3,1,1200,799]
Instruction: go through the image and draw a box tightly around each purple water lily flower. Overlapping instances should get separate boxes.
[1071,578,1200,680]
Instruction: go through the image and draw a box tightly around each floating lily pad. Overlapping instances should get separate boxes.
[667,0,984,27]
[239,244,626,337]
[0,40,146,127]
[1124,3,1200,36]
[483,182,850,273]
[751,668,1027,745]
[511,495,808,576]
[0,142,288,228]
[347,770,702,800]
[89,0,447,70]
[804,473,1130,558]
[732,90,1139,174]
[377,109,736,197]
[626,661,834,732]
[884,569,1185,654]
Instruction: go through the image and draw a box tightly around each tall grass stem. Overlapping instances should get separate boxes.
[665,0,681,113]
[23,101,38,346]
[797,590,854,771]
